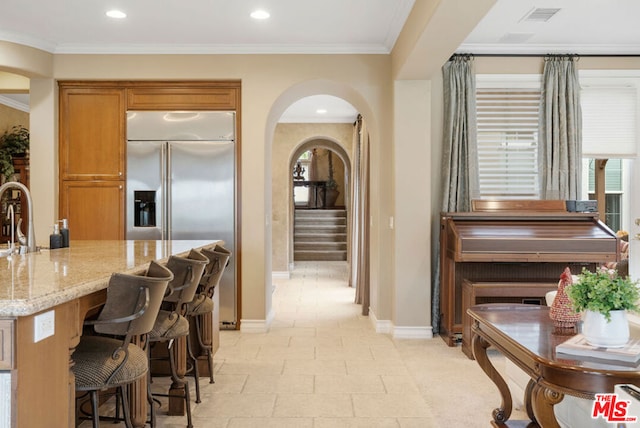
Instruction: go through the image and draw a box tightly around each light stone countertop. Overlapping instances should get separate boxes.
[0,240,219,317]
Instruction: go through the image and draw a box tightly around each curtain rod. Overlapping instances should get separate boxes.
[452,53,640,59]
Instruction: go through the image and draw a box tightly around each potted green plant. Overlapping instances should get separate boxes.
[567,267,640,347]
[0,125,29,182]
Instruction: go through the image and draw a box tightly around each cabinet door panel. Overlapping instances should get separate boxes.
[60,181,124,240]
[127,87,238,110]
[59,88,125,180]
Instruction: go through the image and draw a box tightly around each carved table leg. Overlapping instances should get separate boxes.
[472,330,513,425]
[530,383,563,428]
[524,379,537,424]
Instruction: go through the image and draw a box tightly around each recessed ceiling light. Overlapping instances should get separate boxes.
[106,10,127,19]
[250,10,270,20]
[316,109,327,114]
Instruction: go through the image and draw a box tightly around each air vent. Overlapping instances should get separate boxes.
[520,7,561,22]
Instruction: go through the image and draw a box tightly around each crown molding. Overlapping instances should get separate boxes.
[0,95,29,112]
[457,43,640,56]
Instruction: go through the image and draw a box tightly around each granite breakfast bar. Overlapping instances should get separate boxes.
[0,239,220,428]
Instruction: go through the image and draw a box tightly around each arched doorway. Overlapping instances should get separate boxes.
[269,94,357,275]
[289,140,351,263]
[265,80,376,321]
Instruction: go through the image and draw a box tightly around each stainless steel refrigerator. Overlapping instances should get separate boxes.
[126,110,237,328]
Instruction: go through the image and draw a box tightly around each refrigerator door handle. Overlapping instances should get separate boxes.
[162,143,170,240]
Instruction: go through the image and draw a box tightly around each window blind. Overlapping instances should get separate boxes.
[476,88,541,199]
[581,86,638,158]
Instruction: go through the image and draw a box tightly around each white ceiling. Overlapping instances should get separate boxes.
[460,0,640,55]
[0,0,414,54]
[2,0,640,120]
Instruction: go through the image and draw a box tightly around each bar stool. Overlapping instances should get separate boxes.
[72,261,173,428]
[148,249,208,428]
[185,244,231,401]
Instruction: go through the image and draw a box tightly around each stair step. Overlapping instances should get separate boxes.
[295,217,347,226]
[295,233,347,243]
[295,224,346,232]
[295,209,346,215]
[294,250,347,261]
[295,241,347,251]
[294,209,347,261]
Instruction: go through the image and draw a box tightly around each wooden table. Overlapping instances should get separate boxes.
[468,304,640,428]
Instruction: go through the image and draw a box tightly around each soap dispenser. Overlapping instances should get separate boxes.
[50,224,63,250]
[59,219,70,248]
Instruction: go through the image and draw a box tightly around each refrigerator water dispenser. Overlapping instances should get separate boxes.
[134,191,156,227]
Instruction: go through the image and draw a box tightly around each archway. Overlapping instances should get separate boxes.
[289,138,351,265]
[265,80,376,313]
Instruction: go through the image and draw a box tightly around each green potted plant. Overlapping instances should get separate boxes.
[0,125,29,182]
[567,267,640,347]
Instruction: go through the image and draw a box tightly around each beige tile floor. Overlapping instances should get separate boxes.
[84,261,527,427]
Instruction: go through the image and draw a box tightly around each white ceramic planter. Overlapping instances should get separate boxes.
[582,309,630,348]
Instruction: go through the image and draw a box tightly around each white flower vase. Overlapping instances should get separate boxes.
[582,309,630,348]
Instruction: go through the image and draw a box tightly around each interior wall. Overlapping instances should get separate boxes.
[393,79,432,337]
[271,123,353,274]
[6,50,394,329]
[0,104,28,133]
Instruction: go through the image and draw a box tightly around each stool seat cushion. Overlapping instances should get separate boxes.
[186,295,214,316]
[73,336,148,391]
[150,310,190,339]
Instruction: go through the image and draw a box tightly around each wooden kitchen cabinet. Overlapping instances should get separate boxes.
[127,85,238,110]
[59,83,126,240]
[58,80,241,243]
[59,86,125,181]
[59,181,124,240]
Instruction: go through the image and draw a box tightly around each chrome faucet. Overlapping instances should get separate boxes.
[6,204,15,254]
[0,182,36,253]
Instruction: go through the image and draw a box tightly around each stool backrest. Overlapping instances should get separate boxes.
[199,245,232,297]
[94,260,173,337]
[164,249,209,310]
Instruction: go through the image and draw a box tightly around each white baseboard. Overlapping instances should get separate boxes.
[368,308,393,334]
[368,308,433,338]
[392,326,433,339]
[272,271,290,280]
[239,308,275,333]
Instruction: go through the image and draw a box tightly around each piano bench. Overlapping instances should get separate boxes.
[461,279,558,359]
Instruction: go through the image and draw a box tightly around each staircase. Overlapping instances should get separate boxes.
[294,209,347,261]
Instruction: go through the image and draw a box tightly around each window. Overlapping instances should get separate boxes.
[579,74,640,233]
[294,150,311,205]
[475,74,638,235]
[476,76,541,199]
[585,158,624,232]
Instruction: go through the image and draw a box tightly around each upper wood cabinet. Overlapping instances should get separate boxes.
[59,86,126,181]
[127,87,238,110]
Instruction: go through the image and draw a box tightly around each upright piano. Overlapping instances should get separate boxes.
[439,203,619,352]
